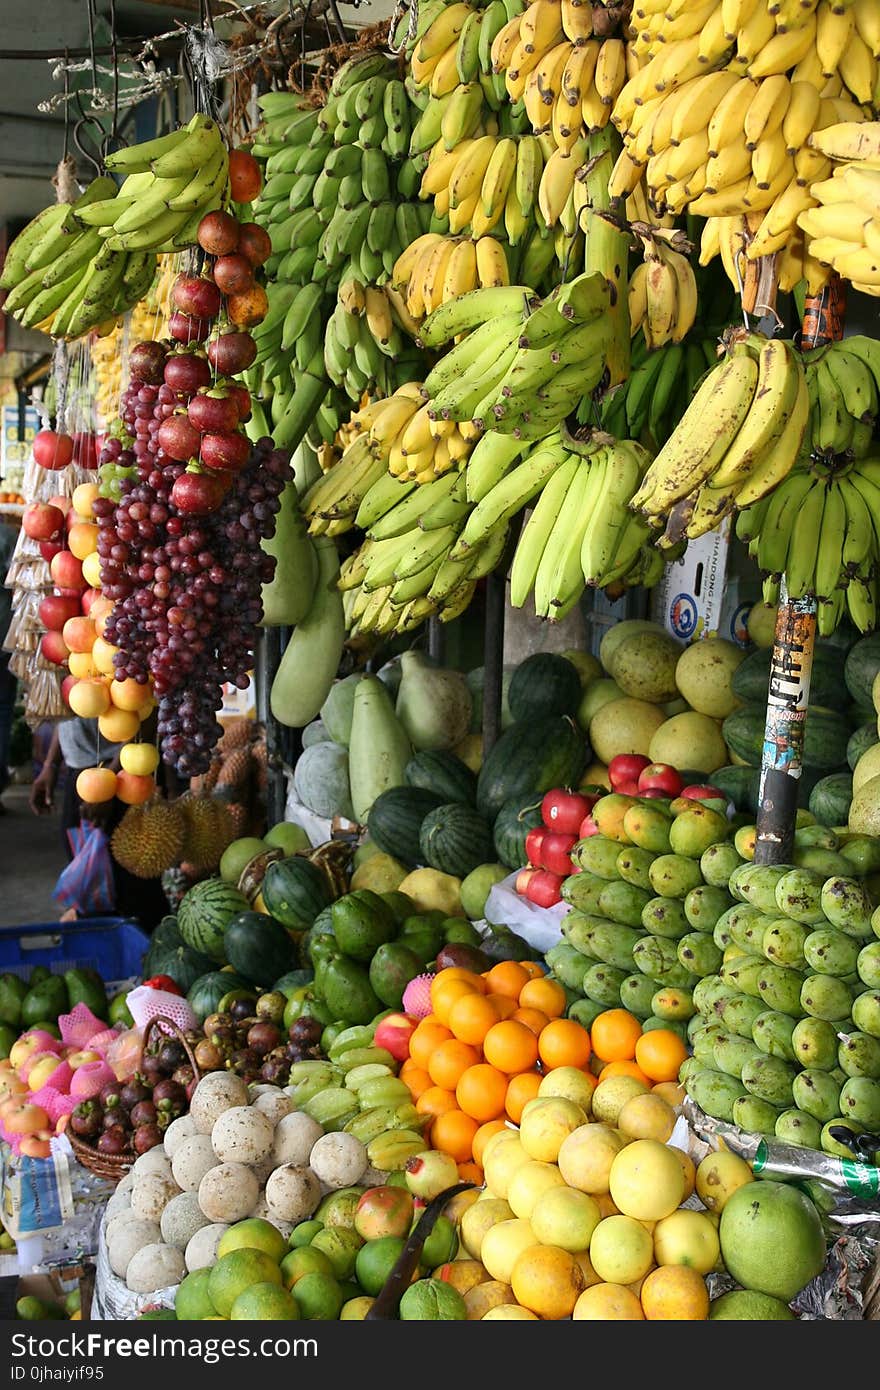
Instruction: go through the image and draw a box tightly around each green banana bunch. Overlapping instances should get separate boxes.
[803,336,880,463]
[599,335,718,454]
[325,284,424,402]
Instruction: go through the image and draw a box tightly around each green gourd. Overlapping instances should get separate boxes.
[270,536,345,728]
[348,675,412,824]
[260,481,318,626]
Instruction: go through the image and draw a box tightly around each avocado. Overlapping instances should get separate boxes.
[331,891,397,963]
[379,891,416,925]
[442,919,482,948]
[64,968,107,1019]
[320,953,383,1026]
[0,974,27,1028]
[481,925,538,963]
[21,975,68,1028]
[368,942,423,1010]
[399,915,445,958]
[27,966,51,987]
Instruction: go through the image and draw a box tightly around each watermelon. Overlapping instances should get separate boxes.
[722,703,850,771]
[142,924,215,994]
[177,880,250,963]
[508,653,582,723]
[845,632,880,708]
[419,804,495,877]
[711,765,761,814]
[367,787,445,867]
[848,722,878,771]
[808,772,853,827]
[187,970,252,1022]
[493,795,545,869]
[733,645,850,712]
[476,717,587,821]
[223,912,298,987]
[404,749,477,805]
[261,856,333,929]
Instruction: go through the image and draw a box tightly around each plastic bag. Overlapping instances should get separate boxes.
[53,824,116,916]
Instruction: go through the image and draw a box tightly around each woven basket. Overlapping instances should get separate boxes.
[67,1016,202,1185]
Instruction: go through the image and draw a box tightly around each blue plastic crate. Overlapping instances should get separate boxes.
[0,917,149,983]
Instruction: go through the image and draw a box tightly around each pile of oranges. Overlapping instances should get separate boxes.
[399,965,689,1184]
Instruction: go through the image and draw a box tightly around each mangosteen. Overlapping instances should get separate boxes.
[139,1055,165,1085]
[230,998,256,1023]
[228,1047,260,1075]
[157,1040,186,1072]
[100,1082,123,1108]
[133,1123,163,1155]
[247,1021,281,1057]
[289,1016,323,1046]
[194,1039,224,1070]
[130,1100,157,1128]
[104,1107,130,1131]
[172,1064,195,1089]
[260,1057,290,1085]
[120,1080,150,1110]
[97,1126,130,1156]
[69,1101,101,1139]
[256,992,286,1025]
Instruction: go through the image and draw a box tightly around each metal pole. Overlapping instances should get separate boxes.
[753,275,847,865]
[482,569,506,761]
[263,626,287,828]
[426,616,445,665]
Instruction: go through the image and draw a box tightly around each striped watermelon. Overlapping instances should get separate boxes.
[177,879,250,963]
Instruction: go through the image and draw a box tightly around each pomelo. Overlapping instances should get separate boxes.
[589,698,667,764]
[460,863,508,920]
[399,1278,466,1320]
[263,822,310,855]
[610,632,682,704]
[649,711,729,775]
[600,620,667,674]
[292,1271,344,1320]
[217,1218,287,1264]
[674,638,746,719]
[718,1181,825,1301]
[577,679,624,731]
[709,1289,795,1319]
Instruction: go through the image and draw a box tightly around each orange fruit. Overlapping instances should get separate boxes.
[433,966,487,992]
[473,1119,508,1168]
[590,1009,643,1062]
[505,1070,542,1123]
[634,1029,689,1083]
[432,977,481,1026]
[399,1060,432,1100]
[457,1160,484,1185]
[483,1020,540,1075]
[639,1265,709,1320]
[456,1063,509,1123]
[431,1108,480,1164]
[538,1018,592,1070]
[483,961,530,1000]
[598,1059,652,1086]
[428,1039,481,1090]
[448,992,505,1046]
[415,1086,459,1120]
[512,1006,551,1036]
[409,1020,453,1071]
[486,993,518,1020]
[518,977,566,1019]
[518,961,546,980]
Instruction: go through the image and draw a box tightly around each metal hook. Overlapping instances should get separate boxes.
[72,91,105,178]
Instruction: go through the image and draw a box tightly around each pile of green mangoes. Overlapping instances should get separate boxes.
[544,791,750,1040]
[0,966,113,1056]
[683,850,880,1157]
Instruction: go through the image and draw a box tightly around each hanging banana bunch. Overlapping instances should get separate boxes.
[628,226,698,349]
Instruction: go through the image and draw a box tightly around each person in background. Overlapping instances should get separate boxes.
[30,713,169,929]
[0,518,17,815]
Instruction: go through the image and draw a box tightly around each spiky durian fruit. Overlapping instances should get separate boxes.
[177,795,237,872]
[111,799,186,878]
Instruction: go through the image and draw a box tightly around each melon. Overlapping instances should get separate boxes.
[293,741,354,820]
[746,603,777,649]
[589,698,667,764]
[854,743,880,795]
[609,631,683,704]
[578,679,624,730]
[674,639,746,719]
[649,711,728,775]
[718,1181,825,1301]
[599,620,667,675]
[848,773,880,836]
[219,837,268,884]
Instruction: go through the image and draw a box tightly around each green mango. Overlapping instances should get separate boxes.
[641,896,689,940]
[774,1108,823,1149]
[839,1075,880,1128]
[794,847,853,878]
[615,845,656,892]
[21,975,68,1028]
[713,1033,762,1079]
[792,1016,840,1069]
[331,891,396,962]
[713,910,736,952]
[677,932,723,978]
[64,967,107,1019]
[840,836,880,876]
[853,989,880,1038]
[573,835,624,880]
[648,854,703,899]
[582,963,625,1008]
[772,868,826,925]
[761,917,808,970]
[0,974,27,1027]
[755,962,805,1016]
[751,1010,797,1062]
[545,943,593,992]
[837,1029,880,1078]
[561,871,607,913]
[566,998,606,1030]
[320,953,383,1026]
[679,1055,704,1085]
[442,919,481,947]
[632,934,697,989]
[720,953,765,998]
[741,1053,797,1107]
[700,841,744,888]
[858,941,880,990]
[729,863,789,913]
[692,975,739,1017]
[820,1118,863,1157]
[721,993,767,1039]
[368,942,422,1011]
[683,885,732,934]
[793,824,839,851]
[641,1014,688,1042]
[800,973,853,1022]
[619,973,657,1019]
[792,1068,841,1122]
[650,985,695,1021]
[725,904,769,952]
[597,880,652,928]
[692,1023,727,1066]
[379,891,416,925]
[803,927,861,977]
[686,1066,747,1121]
[573,918,641,973]
[732,1095,780,1135]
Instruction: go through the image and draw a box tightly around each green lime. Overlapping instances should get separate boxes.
[207,1249,282,1319]
[229,1284,300,1321]
[399,1278,467,1320]
[175,1269,215,1321]
[217,1219,287,1264]
[355,1236,406,1297]
[292,1272,344,1321]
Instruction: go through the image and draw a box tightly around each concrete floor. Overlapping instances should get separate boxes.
[0,783,66,927]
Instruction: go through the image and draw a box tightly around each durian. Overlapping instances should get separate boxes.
[111,799,186,878]
[177,795,237,872]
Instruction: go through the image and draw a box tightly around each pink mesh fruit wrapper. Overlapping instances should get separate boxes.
[69,1059,116,1098]
[30,1084,78,1125]
[126,985,198,1034]
[59,1004,109,1051]
[402,974,433,1020]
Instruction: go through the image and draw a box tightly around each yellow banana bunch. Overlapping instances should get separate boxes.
[628,230,698,349]
[798,122,880,293]
[391,232,512,324]
[420,132,526,238]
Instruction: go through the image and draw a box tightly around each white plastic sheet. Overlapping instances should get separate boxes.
[484,872,568,954]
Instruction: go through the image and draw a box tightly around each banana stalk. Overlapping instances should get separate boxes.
[581,126,631,388]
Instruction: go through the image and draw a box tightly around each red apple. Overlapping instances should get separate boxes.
[47,494,71,515]
[80,588,101,615]
[33,430,74,470]
[608,754,651,790]
[60,674,76,707]
[640,789,672,800]
[373,1013,419,1063]
[541,787,592,835]
[22,502,64,541]
[39,540,63,563]
[525,827,546,867]
[38,594,81,631]
[539,831,578,876]
[40,630,70,665]
[578,814,599,838]
[680,783,727,803]
[50,551,85,591]
[524,869,564,908]
[637,763,683,797]
[614,780,641,796]
[515,867,538,896]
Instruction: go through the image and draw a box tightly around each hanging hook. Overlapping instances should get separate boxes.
[72,90,105,178]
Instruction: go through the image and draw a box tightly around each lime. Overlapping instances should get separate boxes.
[292,1272,344,1321]
[217,1219,287,1264]
[229,1284,300,1321]
[175,1269,215,1321]
[289,1219,323,1249]
[280,1246,334,1289]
